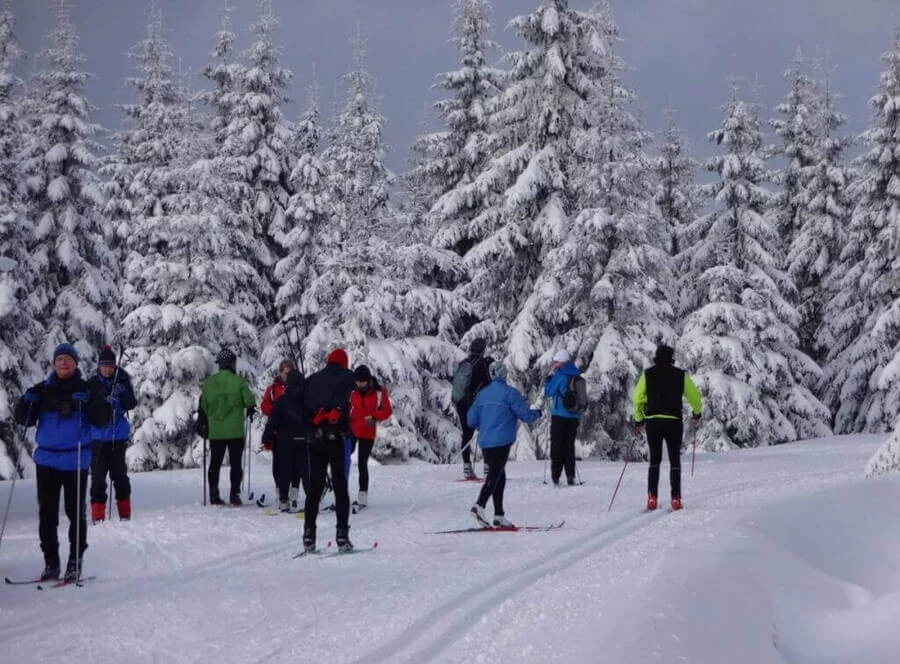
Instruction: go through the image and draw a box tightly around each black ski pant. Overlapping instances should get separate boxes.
[90,440,131,504]
[647,419,683,499]
[304,440,350,531]
[276,440,310,502]
[208,438,244,500]
[36,464,88,567]
[456,402,474,464]
[550,415,579,483]
[351,437,374,492]
[476,444,512,516]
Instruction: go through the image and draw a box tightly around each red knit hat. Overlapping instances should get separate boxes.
[326,348,349,369]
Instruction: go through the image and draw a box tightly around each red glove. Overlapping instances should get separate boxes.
[262,442,273,452]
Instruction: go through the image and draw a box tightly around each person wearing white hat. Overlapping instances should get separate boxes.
[543,349,585,485]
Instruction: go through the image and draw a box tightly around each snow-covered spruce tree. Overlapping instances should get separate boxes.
[822,32,900,433]
[20,0,115,365]
[102,5,185,275]
[865,420,900,477]
[413,0,504,257]
[789,70,852,363]
[261,78,334,372]
[121,124,268,471]
[823,33,900,434]
[200,1,237,151]
[0,1,41,478]
[655,109,700,262]
[215,0,290,326]
[679,85,830,450]
[496,0,675,459]
[306,34,467,462]
[119,10,269,471]
[770,49,819,248]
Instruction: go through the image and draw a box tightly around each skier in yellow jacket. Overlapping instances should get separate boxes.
[632,345,702,511]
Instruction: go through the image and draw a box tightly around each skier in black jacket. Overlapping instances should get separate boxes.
[301,348,355,552]
[261,370,311,512]
[453,338,493,479]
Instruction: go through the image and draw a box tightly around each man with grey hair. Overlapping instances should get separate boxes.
[467,362,541,528]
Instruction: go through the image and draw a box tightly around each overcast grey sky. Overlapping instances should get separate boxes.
[9,0,900,172]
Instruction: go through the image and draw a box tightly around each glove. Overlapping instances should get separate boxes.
[106,395,120,407]
[634,421,644,436]
[23,390,40,404]
[365,416,375,425]
[261,441,274,452]
[72,391,89,404]
[246,406,256,423]
[111,383,126,397]
[692,412,701,421]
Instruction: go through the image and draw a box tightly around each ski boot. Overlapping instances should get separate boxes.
[463,462,476,480]
[279,499,290,513]
[64,558,83,583]
[91,502,105,524]
[671,497,683,511]
[646,495,658,511]
[288,486,301,513]
[302,525,316,553]
[117,498,131,521]
[336,526,353,553]
[229,493,243,507]
[470,504,490,528]
[493,515,515,528]
[40,561,60,582]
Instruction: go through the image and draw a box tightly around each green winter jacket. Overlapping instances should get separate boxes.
[200,370,256,440]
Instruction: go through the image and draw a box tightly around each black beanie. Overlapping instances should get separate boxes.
[354,365,372,381]
[469,338,487,355]
[98,345,116,366]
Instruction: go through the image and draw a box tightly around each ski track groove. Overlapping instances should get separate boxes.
[0,476,475,644]
[353,466,853,664]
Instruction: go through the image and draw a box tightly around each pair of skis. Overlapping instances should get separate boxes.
[5,575,96,589]
[292,542,378,559]
[425,520,565,535]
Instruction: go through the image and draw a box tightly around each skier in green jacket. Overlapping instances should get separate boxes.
[632,345,702,512]
[199,349,256,506]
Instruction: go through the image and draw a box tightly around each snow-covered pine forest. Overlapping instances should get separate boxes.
[1,0,899,478]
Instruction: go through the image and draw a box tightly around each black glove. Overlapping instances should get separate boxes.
[634,421,644,436]
[692,412,701,421]
[246,406,256,423]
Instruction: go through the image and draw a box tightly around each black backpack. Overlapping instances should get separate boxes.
[562,375,588,414]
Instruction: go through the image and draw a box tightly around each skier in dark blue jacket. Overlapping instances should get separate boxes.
[14,343,112,583]
[467,362,540,528]
[543,349,582,485]
[87,345,137,523]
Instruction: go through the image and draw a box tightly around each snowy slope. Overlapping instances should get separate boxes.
[0,434,896,664]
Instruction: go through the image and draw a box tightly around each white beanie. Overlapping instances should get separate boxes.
[553,349,570,363]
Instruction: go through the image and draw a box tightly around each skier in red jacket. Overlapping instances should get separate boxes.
[348,365,392,511]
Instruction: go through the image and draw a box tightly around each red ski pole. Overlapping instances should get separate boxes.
[608,433,639,513]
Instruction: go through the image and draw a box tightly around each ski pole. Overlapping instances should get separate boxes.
[75,408,85,582]
[607,434,639,513]
[202,436,208,506]
[0,407,32,553]
[690,431,697,478]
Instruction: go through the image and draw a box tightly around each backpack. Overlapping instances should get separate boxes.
[562,375,588,414]
[451,360,474,404]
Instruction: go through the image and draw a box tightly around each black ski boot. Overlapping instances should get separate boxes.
[336,526,353,553]
[302,525,316,553]
[40,561,60,582]
[64,558,82,583]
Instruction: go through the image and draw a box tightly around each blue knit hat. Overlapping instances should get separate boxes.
[53,343,79,364]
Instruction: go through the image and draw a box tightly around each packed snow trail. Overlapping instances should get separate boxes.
[0,435,896,664]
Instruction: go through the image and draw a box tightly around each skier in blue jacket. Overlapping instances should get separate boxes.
[14,343,112,583]
[467,362,540,528]
[543,349,582,485]
[88,345,137,523]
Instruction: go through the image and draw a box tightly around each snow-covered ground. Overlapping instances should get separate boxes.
[1,434,896,664]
